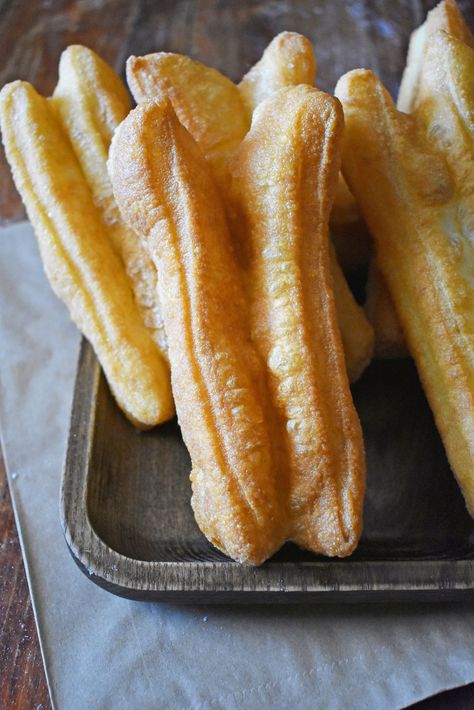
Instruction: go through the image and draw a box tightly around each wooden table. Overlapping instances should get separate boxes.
[0,1,473,707]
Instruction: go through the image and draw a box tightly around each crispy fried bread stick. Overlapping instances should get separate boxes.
[398,0,474,114]
[366,0,474,359]
[109,98,285,564]
[51,45,168,357]
[230,86,366,556]
[126,52,248,194]
[238,34,374,380]
[0,81,173,427]
[336,67,474,515]
[238,31,316,120]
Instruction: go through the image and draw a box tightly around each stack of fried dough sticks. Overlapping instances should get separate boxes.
[1,0,473,564]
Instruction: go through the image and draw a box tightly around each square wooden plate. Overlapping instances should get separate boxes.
[60,339,474,603]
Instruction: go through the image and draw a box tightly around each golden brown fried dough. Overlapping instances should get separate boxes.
[126,52,248,194]
[51,45,168,358]
[238,31,316,120]
[109,98,285,565]
[239,32,369,271]
[365,262,408,360]
[237,34,374,380]
[0,81,173,428]
[230,86,366,557]
[238,31,368,271]
[398,0,474,113]
[416,31,473,189]
[365,0,473,358]
[366,0,473,358]
[336,68,474,516]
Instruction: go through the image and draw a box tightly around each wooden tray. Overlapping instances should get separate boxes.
[60,339,474,602]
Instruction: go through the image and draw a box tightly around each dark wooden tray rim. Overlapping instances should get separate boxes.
[61,340,474,603]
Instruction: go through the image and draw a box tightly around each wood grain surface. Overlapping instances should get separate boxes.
[1,0,474,707]
[0,454,50,710]
[64,341,474,602]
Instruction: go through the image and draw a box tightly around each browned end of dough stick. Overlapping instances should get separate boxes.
[126,52,248,196]
[238,31,317,120]
[52,45,169,361]
[398,0,474,114]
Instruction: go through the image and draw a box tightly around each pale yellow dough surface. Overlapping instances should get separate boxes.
[51,45,168,360]
[0,81,173,428]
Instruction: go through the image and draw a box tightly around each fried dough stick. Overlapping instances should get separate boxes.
[126,52,248,195]
[416,33,473,186]
[230,86,366,557]
[128,47,373,382]
[398,0,474,114]
[238,33,374,380]
[365,0,474,359]
[0,82,173,427]
[238,30,369,272]
[336,68,474,515]
[238,31,317,120]
[51,45,168,358]
[109,99,285,565]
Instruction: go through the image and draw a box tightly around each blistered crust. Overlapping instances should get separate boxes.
[367,1,473,360]
[230,86,366,556]
[109,98,285,564]
[236,36,374,381]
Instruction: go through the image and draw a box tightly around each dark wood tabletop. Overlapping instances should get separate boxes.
[0,1,473,708]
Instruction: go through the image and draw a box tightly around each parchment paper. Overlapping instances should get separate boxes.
[1,222,474,709]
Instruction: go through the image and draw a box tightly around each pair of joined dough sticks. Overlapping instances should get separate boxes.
[112,62,365,562]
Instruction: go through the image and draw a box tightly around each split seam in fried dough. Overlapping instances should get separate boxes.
[237,29,364,262]
[238,31,317,119]
[0,80,173,428]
